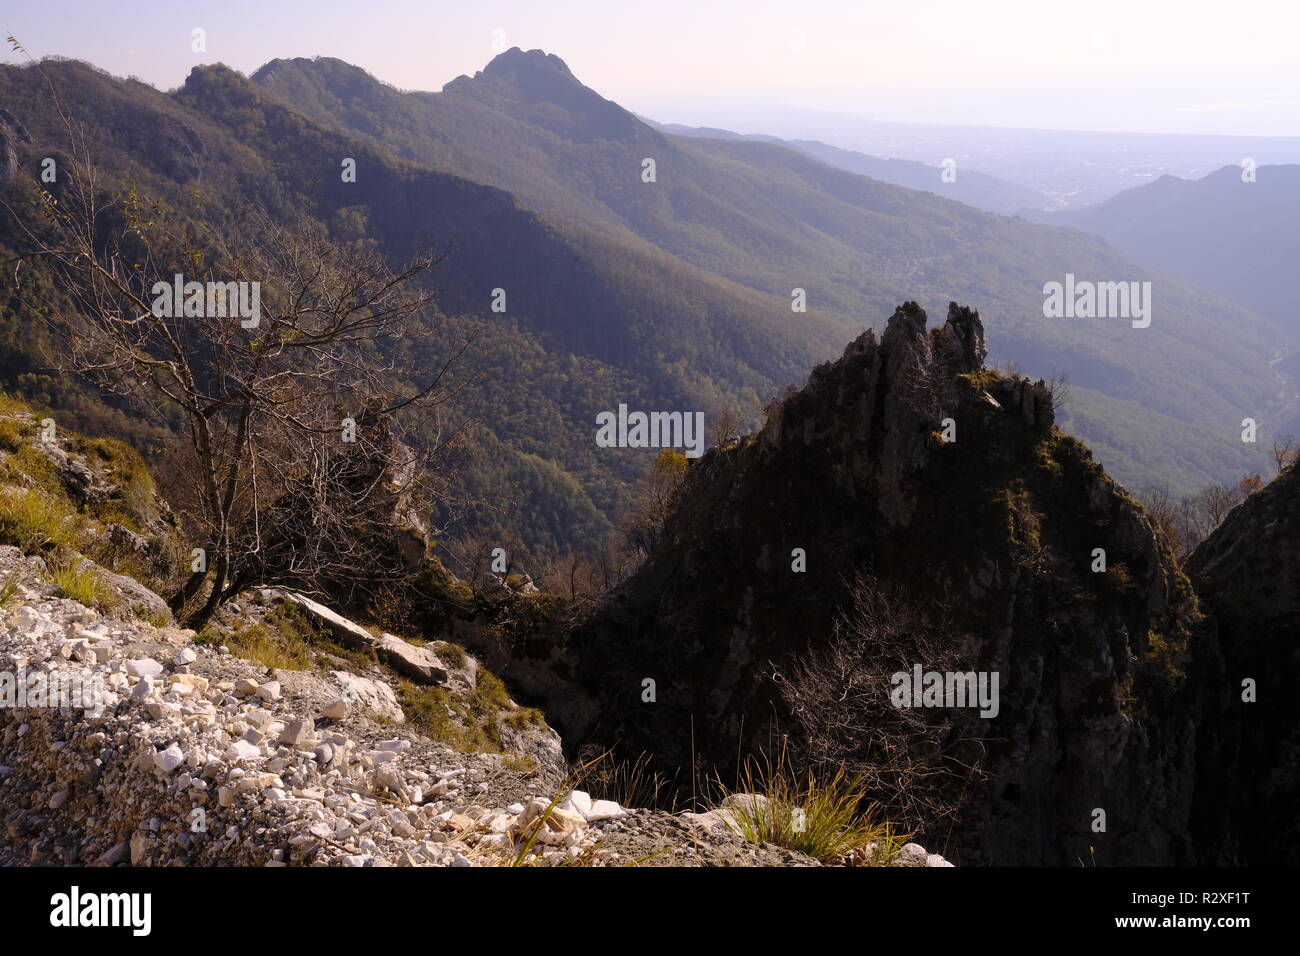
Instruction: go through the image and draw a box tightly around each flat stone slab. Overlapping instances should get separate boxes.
[376,633,447,685]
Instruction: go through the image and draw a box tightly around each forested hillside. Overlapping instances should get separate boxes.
[2,49,1296,573]
[0,58,844,566]
[251,50,1297,496]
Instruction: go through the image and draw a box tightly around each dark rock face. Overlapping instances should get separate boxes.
[1188,465,1300,865]
[0,108,31,186]
[465,302,1211,865]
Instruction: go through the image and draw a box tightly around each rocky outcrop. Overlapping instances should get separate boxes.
[480,303,1211,866]
[0,107,31,185]
[0,408,183,593]
[1188,464,1300,865]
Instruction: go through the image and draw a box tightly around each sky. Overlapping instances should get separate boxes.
[4,0,1299,135]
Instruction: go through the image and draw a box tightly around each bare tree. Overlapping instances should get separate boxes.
[3,124,474,625]
[1047,368,1071,413]
[771,575,985,831]
[1138,482,1190,560]
[1238,473,1265,496]
[442,527,502,596]
[540,551,591,601]
[1272,436,1298,475]
[708,403,743,449]
[1188,483,1244,537]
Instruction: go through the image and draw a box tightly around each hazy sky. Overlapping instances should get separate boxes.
[4,0,1298,135]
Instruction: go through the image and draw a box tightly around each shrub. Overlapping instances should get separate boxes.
[434,640,467,668]
[194,627,224,647]
[713,748,907,864]
[398,668,545,754]
[210,603,360,672]
[772,574,982,831]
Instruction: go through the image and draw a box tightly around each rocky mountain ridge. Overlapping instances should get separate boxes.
[422,302,1228,866]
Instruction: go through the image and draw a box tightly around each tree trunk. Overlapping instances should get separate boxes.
[187,543,231,629]
[168,546,215,614]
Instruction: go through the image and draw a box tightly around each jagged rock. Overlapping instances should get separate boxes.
[896,843,929,865]
[84,559,172,625]
[721,793,767,815]
[512,798,586,846]
[129,832,154,866]
[228,739,260,760]
[278,718,314,749]
[933,302,988,371]
[153,746,185,773]
[106,522,151,559]
[475,303,1208,866]
[560,789,593,818]
[582,799,626,823]
[93,842,129,867]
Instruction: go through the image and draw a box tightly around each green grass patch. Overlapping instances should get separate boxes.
[398,668,545,753]
[219,618,315,670]
[49,558,118,612]
[0,487,78,552]
[0,564,26,610]
[0,418,27,453]
[211,600,378,673]
[434,641,468,668]
[712,749,908,864]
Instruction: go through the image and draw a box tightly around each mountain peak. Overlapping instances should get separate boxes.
[445,47,652,145]
[481,47,577,83]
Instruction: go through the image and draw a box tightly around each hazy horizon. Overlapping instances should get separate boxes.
[5,0,1300,137]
